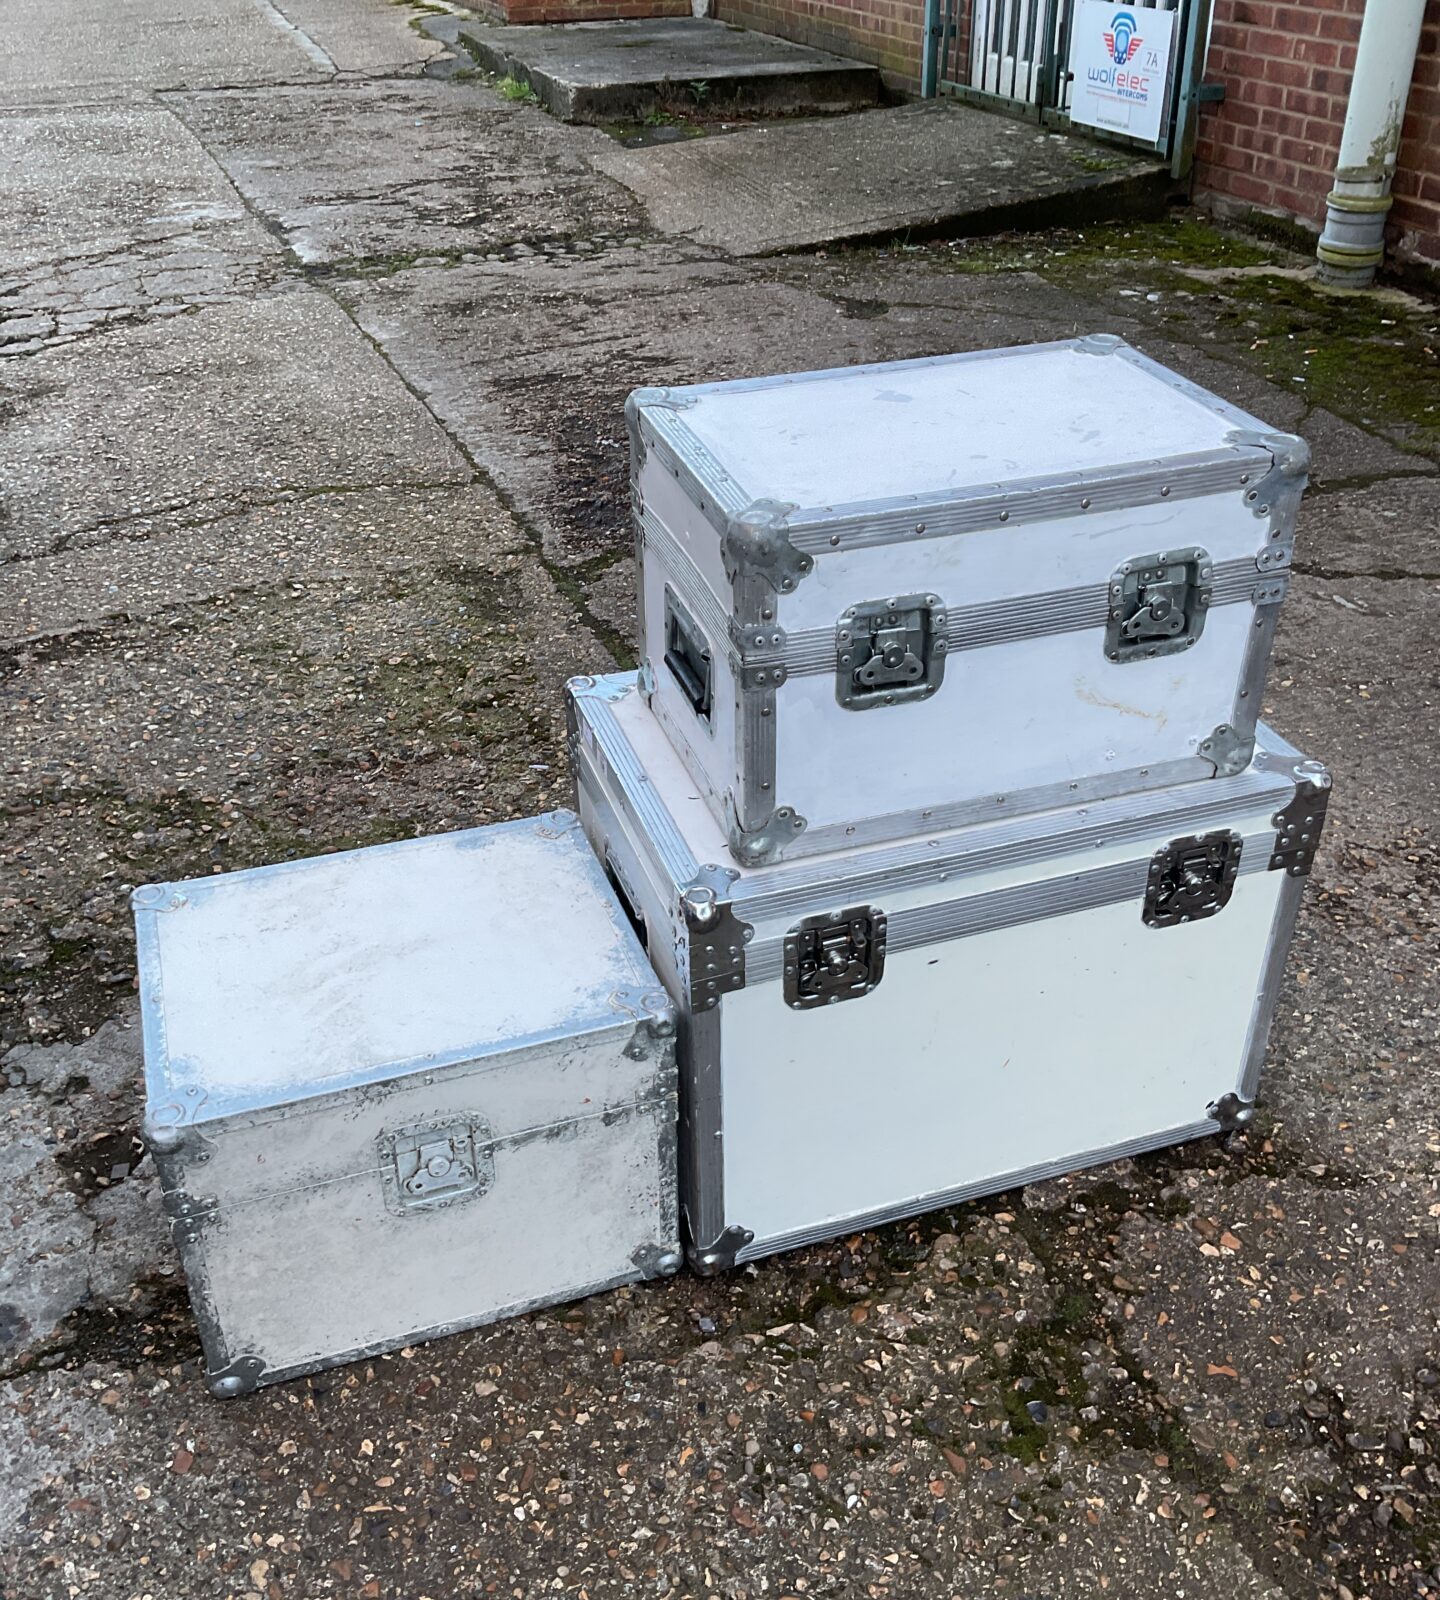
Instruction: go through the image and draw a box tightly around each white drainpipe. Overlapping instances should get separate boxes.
[1316,0,1428,286]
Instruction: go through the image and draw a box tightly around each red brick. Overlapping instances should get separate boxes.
[1260,57,1311,88]
[1271,5,1322,35]
[1309,68,1354,96]
[1292,36,1340,68]
[1314,10,1362,43]
[1283,87,1338,119]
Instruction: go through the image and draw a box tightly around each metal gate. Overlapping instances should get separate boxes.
[921,0,1213,177]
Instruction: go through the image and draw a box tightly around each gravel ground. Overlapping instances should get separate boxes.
[3,1,1439,1596]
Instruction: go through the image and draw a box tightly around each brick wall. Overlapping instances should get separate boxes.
[477,0,689,24]
[1194,0,1440,271]
[712,0,925,87]
[1392,7,1440,267]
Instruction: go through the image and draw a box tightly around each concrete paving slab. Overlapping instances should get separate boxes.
[268,0,446,75]
[6,484,521,644]
[0,102,283,350]
[592,101,1168,255]
[337,243,1099,584]
[0,284,470,562]
[170,78,644,265]
[0,0,331,103]
[451,15,881,123]
[1116,1168,1440,1480]
[0,103,273,278]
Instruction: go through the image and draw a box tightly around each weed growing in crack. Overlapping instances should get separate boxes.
[497,75,540,105]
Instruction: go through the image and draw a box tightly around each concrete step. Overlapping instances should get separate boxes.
[590,101,1173,256]
[448,17,884,125]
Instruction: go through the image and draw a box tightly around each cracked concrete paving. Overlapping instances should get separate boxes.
[3,0,1440,1595]
[168,78,646,266]
[1,286,470,560]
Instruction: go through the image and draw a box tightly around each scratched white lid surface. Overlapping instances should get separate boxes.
[135,814,654,1119]
[650,340,1266,512]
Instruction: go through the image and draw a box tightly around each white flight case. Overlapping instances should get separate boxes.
[627,336,1307,866]
[568,673,1329,1272]
[136,814,679,1396]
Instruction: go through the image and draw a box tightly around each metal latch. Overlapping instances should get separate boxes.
[378,1117,495,1215]
[1105,549,1213,663]
[836,594,947,710]
[783,906,887,1009]
[1143,832,1242,928]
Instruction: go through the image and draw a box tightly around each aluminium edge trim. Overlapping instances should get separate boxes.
[744,828,1276,984]
[1238,870,1308,1101]
[162,1087,678,1217]
[575,738,729,1249]
[569,681,700,890]
[144,978,657,1133]
[779,447,1267,553]
[735,769,1290,920]
[739,755,1243,867]
[641,516,1284,675]
[571,672,1302,902]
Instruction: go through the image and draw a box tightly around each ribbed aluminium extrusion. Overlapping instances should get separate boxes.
[744,831,1275,984]
[641,514,1285,678]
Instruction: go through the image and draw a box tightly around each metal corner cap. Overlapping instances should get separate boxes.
[624,387,667,418]
[625,386,693,417]
[1293,758,1332,791]
[1226,427,1311,476]
[1075,332,1128,354]
[568,672,633,704]
[131,883,173,911]
[141,1115,189,1157]
[723,498,809,593]
[207,1354,266,1399]
[727,496,796,531]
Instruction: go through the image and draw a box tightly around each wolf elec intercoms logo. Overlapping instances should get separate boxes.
[1087,6,1155,103]
[1069,0,1174,141]
[1102,9,1142,65]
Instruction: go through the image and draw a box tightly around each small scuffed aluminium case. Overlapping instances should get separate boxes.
[569,674,1329,1272]
[627,336,1307,866]
[135,813,679,1397]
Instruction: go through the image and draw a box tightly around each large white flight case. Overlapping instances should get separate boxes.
[568,672,1329,1273]
[628,337,1307,866]
[137,815,679,1396]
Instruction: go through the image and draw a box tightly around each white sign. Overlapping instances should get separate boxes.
[1067,1,1177,145]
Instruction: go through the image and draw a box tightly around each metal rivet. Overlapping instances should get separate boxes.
[999,510,1010,522]
[1160,485,1171,497]
[1080,498,1091,510]
[915,522,926,534]
[829,534,840,547]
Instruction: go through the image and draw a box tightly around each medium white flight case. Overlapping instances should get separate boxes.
[628,337,1307,866]
[568,672,1329,1272]
[137,815,679,1396]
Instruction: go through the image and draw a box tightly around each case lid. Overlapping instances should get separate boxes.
[135,813,662,1123]
[632,337,1277,520]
